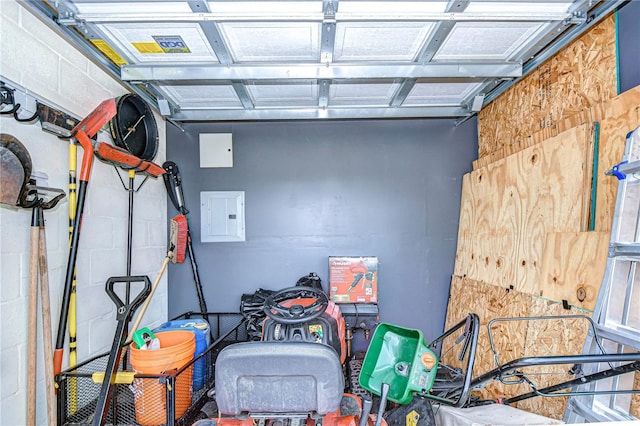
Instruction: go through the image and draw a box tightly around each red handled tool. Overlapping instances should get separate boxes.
[54,96,164,377]
[54,98,114,377]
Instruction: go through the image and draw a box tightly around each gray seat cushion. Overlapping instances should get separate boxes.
[215,342,344,416]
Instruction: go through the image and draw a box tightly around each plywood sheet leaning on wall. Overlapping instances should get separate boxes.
[513,299,591,419]
[454,124,593,294]
[474,86,640,172]
[443,276,592,419]
[593,89,640,232]
[443,276,530,403]
[454,174,473,276]
[539,231,609,311]
[513,125,593,293]
[477,15,616,159]
[454,158,512,283]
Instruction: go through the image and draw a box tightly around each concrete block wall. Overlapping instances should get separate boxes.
[0,1,168,424]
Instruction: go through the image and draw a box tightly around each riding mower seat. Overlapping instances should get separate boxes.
[215,341,345,419]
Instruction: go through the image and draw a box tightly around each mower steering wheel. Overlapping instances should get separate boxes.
[263,286,329,325]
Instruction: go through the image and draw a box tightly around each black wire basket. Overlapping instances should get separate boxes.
[57,313,248,426]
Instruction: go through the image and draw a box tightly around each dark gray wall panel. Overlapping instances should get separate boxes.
[618,1,640,93]
[166,118,477,342]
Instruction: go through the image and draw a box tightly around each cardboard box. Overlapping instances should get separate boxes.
[329,256,378,303]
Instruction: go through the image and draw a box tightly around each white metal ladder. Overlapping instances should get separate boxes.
[563,127,640,422]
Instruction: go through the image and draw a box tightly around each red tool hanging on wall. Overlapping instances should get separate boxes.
[54,95,163,376]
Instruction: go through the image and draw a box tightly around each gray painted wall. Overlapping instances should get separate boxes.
[166,118,477,342]
[618,1,640,93]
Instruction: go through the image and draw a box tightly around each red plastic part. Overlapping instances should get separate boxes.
[212,395,386,426]
[75,131,95,182]
[71,98,118,182]
[348,260,369,275]
[274,298,347,364]
[94,142,165,177]
[72,98,117,139]
[53,348,64,377]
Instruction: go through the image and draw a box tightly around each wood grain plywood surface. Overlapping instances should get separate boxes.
[455,125,591,295]
[454,174,474,277]
[593,92,640,232]
[539,231,609,310]
[474,86,640,172]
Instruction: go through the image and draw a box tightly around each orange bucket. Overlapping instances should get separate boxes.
[130,330,196,425]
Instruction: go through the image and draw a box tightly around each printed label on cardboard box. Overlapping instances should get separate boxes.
[329,256,378,303]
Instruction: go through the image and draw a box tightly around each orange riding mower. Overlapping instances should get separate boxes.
[198,289,640,426]
[194,285,389,426]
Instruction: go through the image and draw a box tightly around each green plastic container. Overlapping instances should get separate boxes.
[358,323,439,404]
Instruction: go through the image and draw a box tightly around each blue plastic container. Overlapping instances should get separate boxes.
[154,319,211,390]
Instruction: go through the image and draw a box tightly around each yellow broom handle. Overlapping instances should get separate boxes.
[121,251,173,356]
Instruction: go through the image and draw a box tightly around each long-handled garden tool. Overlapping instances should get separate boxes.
[121,214,188,357]
[26,192,65,426]
[92,214,187,425]
[36,102,82,408]
[108,93,159,297]
[92,275,151,426]
[54,95,163,376]
[31,189,65,426]
[66,134,80,413]
[2,133,65,426]
[162,161,209,315]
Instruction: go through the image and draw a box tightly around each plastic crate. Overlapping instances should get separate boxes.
[57,313,247,426]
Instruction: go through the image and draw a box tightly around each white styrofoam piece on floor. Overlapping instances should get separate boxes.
[434,404,564,426]
[564,423,640,426]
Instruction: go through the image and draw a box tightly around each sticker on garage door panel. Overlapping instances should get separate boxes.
[131,42,164,54]
[91,39,128,65]
[152,36,192,53]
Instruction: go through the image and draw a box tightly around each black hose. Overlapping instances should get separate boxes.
[13,104,40,122]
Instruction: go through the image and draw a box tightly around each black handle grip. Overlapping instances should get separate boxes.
[162,161,185,213]
[105,275,152,319]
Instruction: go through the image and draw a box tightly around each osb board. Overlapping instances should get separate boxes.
[473,86,624,170]
[443,276,530,402]
[632,371,640,418]
[473,80,640,181]
[477,15,616,159]
[443,276,592,419]
[539,232,609,310]
[514,298,591,419]
[454,124,592,294]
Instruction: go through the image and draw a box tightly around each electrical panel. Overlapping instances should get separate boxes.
[199,133,233,168]
[200,191,245,242]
